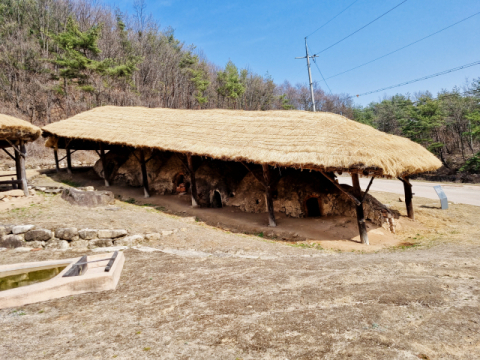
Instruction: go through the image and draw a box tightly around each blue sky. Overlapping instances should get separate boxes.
[105,0,480,106]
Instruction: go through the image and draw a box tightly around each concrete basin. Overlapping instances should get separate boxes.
[0,252,125,309]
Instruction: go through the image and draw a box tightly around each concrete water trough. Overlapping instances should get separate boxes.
[0,251,125,309]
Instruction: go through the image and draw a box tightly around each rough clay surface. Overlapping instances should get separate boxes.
[94,152,398,231]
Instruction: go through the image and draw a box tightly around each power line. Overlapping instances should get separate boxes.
[323,10,480,81]
[305,0,361,38]
[313,0,408,56]
[349,60,480,99]
[313,58,332,93]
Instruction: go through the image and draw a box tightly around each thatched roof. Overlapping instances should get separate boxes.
[0,113,41,143]
[42,106,442,177]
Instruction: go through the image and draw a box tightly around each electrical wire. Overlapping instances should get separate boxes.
[305,0,361,39]
[323,10,480,81]
[349,60,480,99]
[313,0,408,56]
[313,58,332,93]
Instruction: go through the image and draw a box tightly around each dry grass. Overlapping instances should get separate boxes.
[0,225,479,359]
[0,182,479,358]
[370,190,480,248]
[0,113,41,142]
[42,106,442,177]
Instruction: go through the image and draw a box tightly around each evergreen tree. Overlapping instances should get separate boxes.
[217,61,245,108]
[51,16,140,94]
[279,94,294,110]
[50,16,104,93]
[179,51,210,107]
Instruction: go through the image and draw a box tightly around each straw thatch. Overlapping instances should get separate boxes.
[0,113,41,143]
[42,106,442,177]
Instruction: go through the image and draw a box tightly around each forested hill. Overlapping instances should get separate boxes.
[353,87,480,179]
[0,0,352,122]
[0,0,479,178]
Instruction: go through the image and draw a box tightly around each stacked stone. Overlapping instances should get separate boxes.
[0,189,35,202]
[0,225,170,251]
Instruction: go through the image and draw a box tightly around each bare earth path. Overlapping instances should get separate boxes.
[338,176,480,207]
[0,243,479,359]
[0,171,479,359]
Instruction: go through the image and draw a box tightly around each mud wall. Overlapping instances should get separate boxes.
[94,151,399,232]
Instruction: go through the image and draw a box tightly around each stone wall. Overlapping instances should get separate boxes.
[0,223,190,251]
[94,151,399,232]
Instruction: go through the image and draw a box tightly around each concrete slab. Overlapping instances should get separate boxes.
[0,252,125,309]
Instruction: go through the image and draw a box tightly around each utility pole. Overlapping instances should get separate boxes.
[296,38,318,111]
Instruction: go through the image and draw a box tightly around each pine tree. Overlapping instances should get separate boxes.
[51,16,141,95]
[279,94,295,110]
[50,16,103,93]
[179,51,210,107]
[217,61,245,108]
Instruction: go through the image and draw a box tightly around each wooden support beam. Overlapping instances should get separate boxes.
[0,174,18,178]
[145,150,156,164]
[240,161,267,186]
[0,180,22,185]
[99,143,110,187]
[262,164,277,227]
[361,176,375,203]
[14,144,21,190]
[318,169,361,206]
[18,141,29,196]
[186,154,199,207]
[66,148,72,174]
[5,139,21,154]
[2,148,15,161]
[54,149,60,173]
[399,176,414,220]
[139,149,150,198]
[352,173,368,245]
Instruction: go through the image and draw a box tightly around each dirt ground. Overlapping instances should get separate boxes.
[0,170,479,359]
[14,169,472,252]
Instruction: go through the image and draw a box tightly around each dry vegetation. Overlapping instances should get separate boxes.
[0,171,479,359]
[42,106,441,178]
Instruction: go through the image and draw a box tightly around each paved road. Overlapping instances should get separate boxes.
[338,176,480,207]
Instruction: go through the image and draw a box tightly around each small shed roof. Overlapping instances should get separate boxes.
[0,113,41,144]
[42,106,442,177]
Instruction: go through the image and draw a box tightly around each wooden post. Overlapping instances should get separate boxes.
[351,173,368,245]
[54,149,60,173]
[262,164,277,227]
[139,149,150,198]
[186,154,199,207]
[99,143,110,187]
[401,176,414,220]
[66,147,72,174]
[13,144,21,189]
[18,141,29,196]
